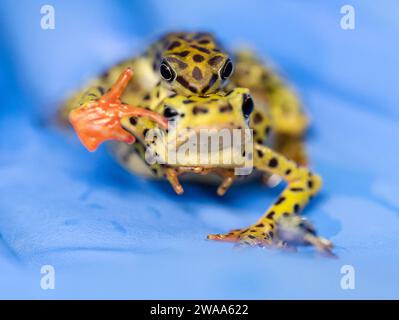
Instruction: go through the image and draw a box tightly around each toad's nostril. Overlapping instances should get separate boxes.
[163,106,179,118]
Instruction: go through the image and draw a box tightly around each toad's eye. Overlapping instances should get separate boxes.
[242,94,254,119]
[160,60,176,82]
[220,58,234,80]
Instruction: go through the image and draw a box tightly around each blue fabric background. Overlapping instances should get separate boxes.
[0,0,398,299]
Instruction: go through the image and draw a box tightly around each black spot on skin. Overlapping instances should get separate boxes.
[256,223,264,228]
[308,180,314,189]
[192,106,209,115]
[192,67,203,81]
[275,197,286,205]
[290,187,304,192]
[294,204,300,213]
[269,223,274,229]
[268,231,274,238]
[198,39,210,44]
[256,139,263,144]
[256,149,264,158]
[97,86,105,95]
[168,92,177,98]
[176,76,198,93]
[268,158,279,168]
[183,99,194,104]
[267,211,275,219]
[265,85,276,94]
[143,93,150,100]
[167,41,181,50]
[176,34,188,40]
[193,54,205,62]
[283,212,290,217]
[166,57,188,69]
[225,89,234,96]
[208,55,223,66]
[265,126,271,136]
[163,106,179,118]
[192,32,211,40]
[129,117,138,126]
[100,70,109,79]
[219,103,233,113]
[213,48,221,52]
[201,74,218,94]
[190,45,210,54]
[143,129,149,137]
[285,169,292,175]
[248,235,256,239]
[261,72,270,82]
[253,112,263,124]
[174,50,190,57]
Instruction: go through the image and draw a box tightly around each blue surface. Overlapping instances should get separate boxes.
[0,0,398,299]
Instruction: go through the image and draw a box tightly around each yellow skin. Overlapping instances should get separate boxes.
[61,32,332,254]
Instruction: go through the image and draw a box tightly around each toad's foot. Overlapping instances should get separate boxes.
[276,215,334,256]
[208,215,334,256]
[69,68,167,151]
[207,223,277,248]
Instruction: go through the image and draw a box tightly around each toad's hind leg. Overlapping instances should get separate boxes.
[230,50,309,165]
[208,143,333,255]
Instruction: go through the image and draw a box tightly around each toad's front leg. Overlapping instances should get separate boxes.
[69,68,167,151]
[208,143,333,255]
